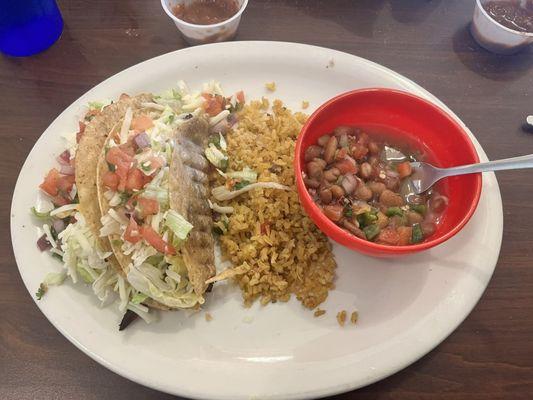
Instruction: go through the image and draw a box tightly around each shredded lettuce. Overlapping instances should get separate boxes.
[226,167,257,183]
[212,181,291,201]
[88,100,111,111]
[43,271,67,286]
[205,143,228,170]
[165,210,193,241]
[31,207,50,220]
[127,262,202,309]
[131,292,148,305]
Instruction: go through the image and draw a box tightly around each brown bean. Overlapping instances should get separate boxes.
[376,212,389,228]
[358,132,369,145]
[318,179,332,191]
[304,177,320,189]
[368,181,386,197]
[368,156,380,166]
[323,204,343,222]
[304,145,322,162]
[379,189,404,207]
[323,136,338,163]
[384,175,400,191]
[330,185,345,199]
[406,211,424,225]
[333,125,356,137]
[306,161,324,180]
[317,134,331,147]
[341,219,366,239]
[368,141,380,155]
[324,168,339,182]
[360,162,372,179]
[319,188,333,204]
[354,183,372,201]
[313,158,327,169]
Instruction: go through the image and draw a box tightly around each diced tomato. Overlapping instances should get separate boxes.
[76,121,86,143]
[397,161,412,179]
[202,93,225,117]
[376,228,400,246]
[323,204,343,222]
[334,157,358,174]
[149,156,164,171]
[124,217,142,244]
[350,144,368,160]
[335,147,348,161]
[131,115,154,133]
[142,174,153,186]
[126,168,144,191]
[118,143,136,157]
[106,146,133,166]
[103,171,119,191]
[116,163,129,192]
[57,175,75,193]
[39,168,60,196]
[106,146,134,192]
[397,226,412,246]
[137,197,159,218]
[141,226,176,255]
[236,90,245,104]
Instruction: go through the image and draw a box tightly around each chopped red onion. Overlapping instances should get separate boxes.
[211,119,229,134]
[60,165,75,175]
[57,150,71,165]
[227,113,238,126]
[133,132,150,149]
[340,174,358,195]
[385,169,399,178]
[37,234,52,251]
[52,219,66,234]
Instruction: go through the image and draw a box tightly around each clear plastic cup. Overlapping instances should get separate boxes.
[470,0,533,55]
[161,0,248,45]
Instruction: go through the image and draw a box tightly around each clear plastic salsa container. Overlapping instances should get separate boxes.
[161,0,248,45]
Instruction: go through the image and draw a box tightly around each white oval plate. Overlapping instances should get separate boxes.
[11,42,502,400]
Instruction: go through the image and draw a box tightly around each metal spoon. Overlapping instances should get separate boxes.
[409,154,533,194]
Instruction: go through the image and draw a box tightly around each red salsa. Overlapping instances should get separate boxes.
[302,125,448,246]
[172,0,240,25]
[483,0,533,33]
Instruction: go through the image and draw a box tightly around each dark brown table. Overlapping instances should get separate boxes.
[2,1,533,399]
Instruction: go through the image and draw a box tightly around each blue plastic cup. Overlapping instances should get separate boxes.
[0,0,63,57]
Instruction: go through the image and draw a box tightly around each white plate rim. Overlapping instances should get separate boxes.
[10,41,503,400]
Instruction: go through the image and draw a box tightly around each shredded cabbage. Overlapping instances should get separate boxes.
[165,210,193,240]
[43,271,67,286]
[212,182,291,201]
[205,143,228,170]
[225,167,257,183]
[127,262,202,309]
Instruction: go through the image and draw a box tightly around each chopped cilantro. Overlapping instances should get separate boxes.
[234,180,251,190]
[36,283,47,300]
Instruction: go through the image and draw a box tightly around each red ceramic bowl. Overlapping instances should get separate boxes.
[295,88,482,257]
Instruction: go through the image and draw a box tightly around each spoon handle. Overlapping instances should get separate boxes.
[442,154,533,177]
